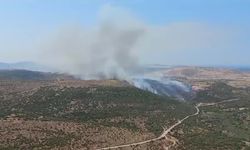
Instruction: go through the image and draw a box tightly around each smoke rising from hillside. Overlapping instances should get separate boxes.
[38,22,145,79]
[34,5,240,80]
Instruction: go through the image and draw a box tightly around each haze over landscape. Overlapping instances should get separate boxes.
[0,1,250,150]
[1,1,250,70]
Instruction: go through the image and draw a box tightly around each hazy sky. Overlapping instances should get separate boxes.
[0,0,250,66]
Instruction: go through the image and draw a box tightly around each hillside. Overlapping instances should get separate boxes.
[0,68,249,150]
[0,79,195,149]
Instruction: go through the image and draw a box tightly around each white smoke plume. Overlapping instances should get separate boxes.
[37,15,145,79]
[34,5,238,80]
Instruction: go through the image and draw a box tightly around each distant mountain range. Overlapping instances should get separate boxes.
[0,70,75,80]
[0,62,52,72]
[0,62,75,80]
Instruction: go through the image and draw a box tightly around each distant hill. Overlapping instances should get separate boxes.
[0,70,74,80]
[0,62,52,72]
[159,66,250,80]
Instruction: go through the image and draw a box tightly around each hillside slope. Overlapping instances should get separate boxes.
[0,79,195,149]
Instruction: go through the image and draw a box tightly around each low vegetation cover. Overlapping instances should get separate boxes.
[0,76,249,149]
[193,82,237,102]
[173,98,250,150]
[171,82,250,150]
[0,80,195,149]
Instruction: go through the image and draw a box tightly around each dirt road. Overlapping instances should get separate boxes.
[97,99,239,150]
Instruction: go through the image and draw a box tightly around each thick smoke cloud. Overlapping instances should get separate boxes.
[34,5,243,79]
[38,22,145,79]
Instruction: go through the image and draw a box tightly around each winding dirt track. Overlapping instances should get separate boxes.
[97,99,239,150]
